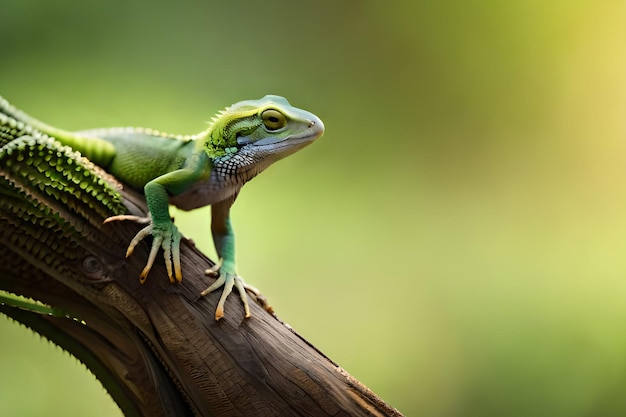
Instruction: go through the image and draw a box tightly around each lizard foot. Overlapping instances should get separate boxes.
[104,215,182,284]
[201,260,273,320]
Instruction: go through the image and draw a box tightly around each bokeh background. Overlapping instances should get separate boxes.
[1,1,626,416]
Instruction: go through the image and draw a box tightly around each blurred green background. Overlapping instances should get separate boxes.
[1,1,626,416]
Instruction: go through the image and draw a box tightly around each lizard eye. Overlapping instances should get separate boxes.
[261,109,286,131]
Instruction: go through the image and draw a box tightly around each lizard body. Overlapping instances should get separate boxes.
[0,95,324,320]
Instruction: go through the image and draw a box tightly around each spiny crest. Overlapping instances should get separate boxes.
[78,126,199,142]
[0,111,48,147]
[205,108,230,132]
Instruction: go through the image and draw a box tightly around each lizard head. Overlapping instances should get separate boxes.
[204,95,324,162]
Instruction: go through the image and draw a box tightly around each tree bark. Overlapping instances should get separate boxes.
[0,152,402,416]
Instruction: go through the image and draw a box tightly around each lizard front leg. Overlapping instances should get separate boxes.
[105,169,194,284]
[200,198,272,321]
[200,198,247,320]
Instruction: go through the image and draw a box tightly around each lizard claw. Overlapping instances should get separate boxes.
[200,261,274,320]
[103,214,151,225]
[126,224,153,257]
[240,283,274,316]
[104,215,182,284]
[201,261,254,321]
[204,258,222,277]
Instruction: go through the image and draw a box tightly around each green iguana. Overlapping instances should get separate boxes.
[0,95,324,320]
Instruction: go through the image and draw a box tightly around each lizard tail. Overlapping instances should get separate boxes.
[0,95,116,168]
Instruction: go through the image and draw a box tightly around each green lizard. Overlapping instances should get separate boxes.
[0,95,324,320]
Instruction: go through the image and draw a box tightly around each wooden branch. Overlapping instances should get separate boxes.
[0,146,402,416]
